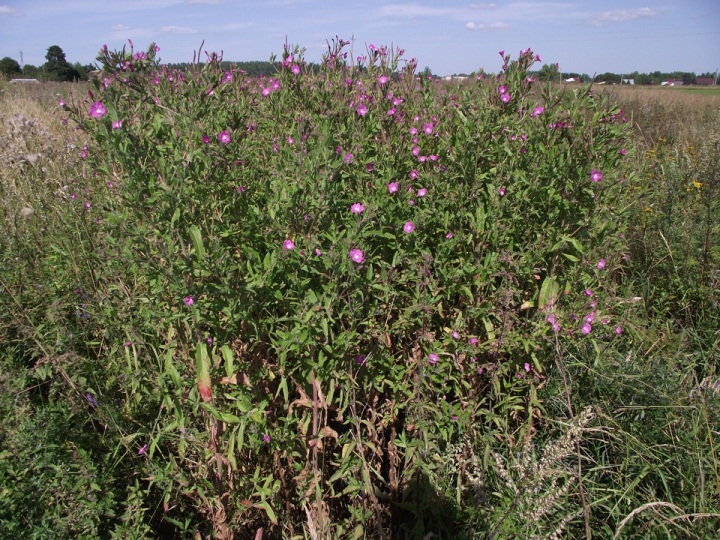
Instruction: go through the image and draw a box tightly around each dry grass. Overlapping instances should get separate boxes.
[599,85,720,149]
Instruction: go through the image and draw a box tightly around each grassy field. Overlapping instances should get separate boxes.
[1,52,719,539]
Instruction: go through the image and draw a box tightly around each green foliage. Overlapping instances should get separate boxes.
[43,45,81,82]
[52,40,634,536]
[0,56,22,77]
[1,38,718,539]
[21,64,40,78]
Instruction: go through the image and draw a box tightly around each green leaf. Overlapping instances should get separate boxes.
[538,276,559,310]
[221,344,235,379]
[188,224,205,260]
[254,500,277,524]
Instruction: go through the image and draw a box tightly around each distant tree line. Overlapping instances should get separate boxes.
[0,45,95,82]
[531,64,715,85]
[2,48,715,86]
[165,60,329,77]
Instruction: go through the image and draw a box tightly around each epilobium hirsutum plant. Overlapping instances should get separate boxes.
[64,38,636,536]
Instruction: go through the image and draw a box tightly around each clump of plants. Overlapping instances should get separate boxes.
[4,38,642,538]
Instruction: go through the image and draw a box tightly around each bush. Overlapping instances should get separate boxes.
[49,39,638,537]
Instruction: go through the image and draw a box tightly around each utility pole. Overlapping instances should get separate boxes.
[19,50,23,69]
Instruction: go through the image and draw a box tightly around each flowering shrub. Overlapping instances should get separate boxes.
[63,40,636,536]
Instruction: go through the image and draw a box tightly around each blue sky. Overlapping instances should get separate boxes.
[1,1,719,76]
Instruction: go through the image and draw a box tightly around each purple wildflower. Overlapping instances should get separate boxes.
[89,101,107,118]
[217,130,231,144]
[349,248,364,264]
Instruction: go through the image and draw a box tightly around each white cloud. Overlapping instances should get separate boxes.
[0,5,20,14]
[589,7,658,26]
[108,24,155,39]
[161,25,199,34]
[185,0,223,4]
[465,21,510,31]
[470,3,497,8]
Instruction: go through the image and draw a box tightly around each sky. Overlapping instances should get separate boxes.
[1,1,719,77]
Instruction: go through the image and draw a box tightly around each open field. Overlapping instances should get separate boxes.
[1,45,719,539]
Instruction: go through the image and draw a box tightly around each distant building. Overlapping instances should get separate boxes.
[621,78,635,85]
[696,77,715,86]
[563,77,581,83]
[661,80,683,86]
[10,78,40,84]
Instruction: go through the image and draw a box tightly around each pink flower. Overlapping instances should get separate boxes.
[498,187,506,196]
[498,85,508,94]
[581,323,592,334]
[217,130,231,144]
[184,296,194,306]
[350,202,365,214]
[403,221,415,233]
[349,248,364,264]
[262,434,271,443]
[423,123,434,135]
[138,444,148,455]
[356,104,368,116]
[291,64,300,75]
[500,93,511,104]
[584,289,593,297]
[377,75,389,84]
[590,169,603,182]
[620,148,627,156]
[524,362,531,372]
[89,101,107,118]
[469,337,478,346]
[445,232,454,239]
[452,331,460,340]
[343,153,354,164]
[387,107,396,116]
[417,188,427,197]
[585,312,595,324]
[615,325,623,335]
[428,353,439,365]
[354,354,366,365]
[202,134,210,144]
[388,182,399,194]
[111,119,123,130]
[58,99,65,107]
[315,248,322,256]
[409,169,419,180]
[531,106,544,117]
[597,258,606,269]
[283,239,295,250]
